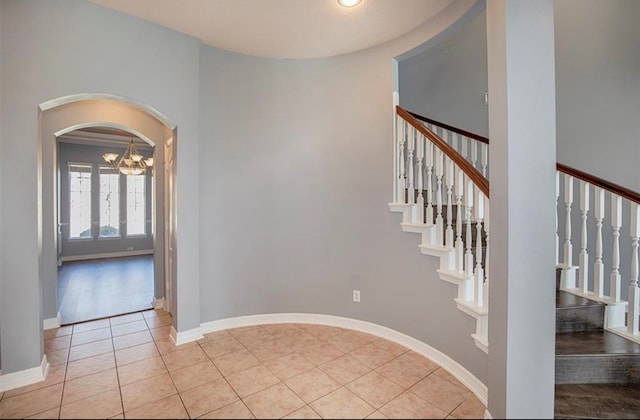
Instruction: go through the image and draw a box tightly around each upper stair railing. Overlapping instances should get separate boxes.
[391,105,640,349]
[556,163,640,342]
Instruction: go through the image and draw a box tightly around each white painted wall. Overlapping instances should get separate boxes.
[0,0,200,373]
[197,1,489,384]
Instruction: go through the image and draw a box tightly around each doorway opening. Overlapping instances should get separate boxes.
[38,94,178,330]
[56,127,156,324]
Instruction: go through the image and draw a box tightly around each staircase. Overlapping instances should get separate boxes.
[390,104,640,418]
[555,268,640,418]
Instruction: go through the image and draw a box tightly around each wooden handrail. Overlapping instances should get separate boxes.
[405,108,640,205]
[557,163,640,205]
[397,106,489,198]
[407,110,490,145]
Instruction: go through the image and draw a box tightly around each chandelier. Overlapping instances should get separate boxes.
[102,137,154,176]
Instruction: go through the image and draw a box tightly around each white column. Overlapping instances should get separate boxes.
[628,203,640,335]
[594,187,605,298]
[578,181,590,294]
[610,194,622,303]
[486,1,556,417]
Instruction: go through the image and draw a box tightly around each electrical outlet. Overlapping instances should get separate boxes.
[127,246,134,251]
[353,290,361,303]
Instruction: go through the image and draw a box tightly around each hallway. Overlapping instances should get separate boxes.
[57,255,154,324]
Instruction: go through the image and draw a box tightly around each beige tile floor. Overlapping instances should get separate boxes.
[0,309,486,419]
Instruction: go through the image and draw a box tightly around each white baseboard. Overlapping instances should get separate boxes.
[169,325,204,346]
[0,355,49,392]
[152,297,165,310]
[43,312,62,330]
[60,249,153,263]
[199,313,488,405]
[484,408,493,419]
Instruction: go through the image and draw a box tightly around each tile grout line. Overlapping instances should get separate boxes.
[148,315,191,419]
[110,316,127,419]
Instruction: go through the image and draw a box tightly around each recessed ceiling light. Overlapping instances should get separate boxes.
[338,0,362,7]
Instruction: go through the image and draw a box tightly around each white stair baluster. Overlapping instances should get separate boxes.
[628,203,640,335]
[445,157,454,248]
[465,179,474,277]
[484,199,490,309]
[461,137,468,167]
[471,142,478,172]
[474,189,485,307]
[435,148,444,246]
[407,127,415,205]
[578,181,590,294]
[393,112,398,203]
[481,143,488,177]
[425,142,434,225]
[556,172,560,265]
[564,175,574,267]
[398,120,406,203]
[594,187,605,298]
[416,133,425,223]
[610,194,622,303]
[455,168,464,272]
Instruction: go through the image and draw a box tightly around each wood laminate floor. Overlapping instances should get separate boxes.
[57,255,154,325]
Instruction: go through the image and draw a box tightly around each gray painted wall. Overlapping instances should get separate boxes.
[399,10,488,137]
[555,0,640,192]
[198,1,489,385]
[58,141,154,258]
[0,0,490,385]
[0,0,200,373]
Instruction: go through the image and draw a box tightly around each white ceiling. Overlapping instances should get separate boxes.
[87,0,455,59]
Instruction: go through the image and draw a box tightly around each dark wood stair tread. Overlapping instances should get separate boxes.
[556,330,640,356]
[557,291,605,309]
[555,383,640,419]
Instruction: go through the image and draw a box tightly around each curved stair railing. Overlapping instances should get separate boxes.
[390,105,640,352]
[389,105,490,353]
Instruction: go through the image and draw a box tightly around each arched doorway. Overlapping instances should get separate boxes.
[38,94,177,328]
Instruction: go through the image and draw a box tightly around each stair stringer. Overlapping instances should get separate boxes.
[389,203,489,354]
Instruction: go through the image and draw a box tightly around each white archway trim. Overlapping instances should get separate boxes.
[38,93,176,130]
[197,313,488,405]
[55,122,156,147]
